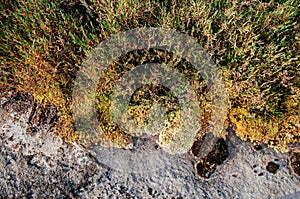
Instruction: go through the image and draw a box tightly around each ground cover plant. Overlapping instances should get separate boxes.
[0,0,299,156]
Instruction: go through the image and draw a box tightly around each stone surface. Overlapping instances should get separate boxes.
[0,90,299,198]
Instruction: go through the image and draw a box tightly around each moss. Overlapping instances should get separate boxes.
[0,0,299,152]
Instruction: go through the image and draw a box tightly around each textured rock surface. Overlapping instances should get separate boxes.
[0,91,299,198]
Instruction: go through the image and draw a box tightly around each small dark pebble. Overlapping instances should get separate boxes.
[254,145,262,151]
[266,161,279,174]
[258,173,264,176]
[232,174,237,177]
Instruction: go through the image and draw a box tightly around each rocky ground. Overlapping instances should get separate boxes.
[0,90,299,198]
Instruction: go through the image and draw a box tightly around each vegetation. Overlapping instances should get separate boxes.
[0,0,299,152]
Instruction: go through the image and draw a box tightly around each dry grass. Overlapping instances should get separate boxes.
[0,0,299,152]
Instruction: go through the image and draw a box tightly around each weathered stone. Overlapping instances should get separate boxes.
[0,90,299,198]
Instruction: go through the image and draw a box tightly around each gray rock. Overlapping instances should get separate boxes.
[0,91,299,198]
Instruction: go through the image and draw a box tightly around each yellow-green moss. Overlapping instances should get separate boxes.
[0,0,299,151]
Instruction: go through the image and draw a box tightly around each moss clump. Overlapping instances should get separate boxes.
[0,0,299,151]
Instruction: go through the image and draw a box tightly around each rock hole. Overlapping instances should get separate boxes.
[266,161,279,174]
[258,172,264,176]
[254,144,262,151]
[195,138,228,178]
[290,152,300,176]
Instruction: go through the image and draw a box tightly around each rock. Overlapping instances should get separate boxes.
[0,90,299,198]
